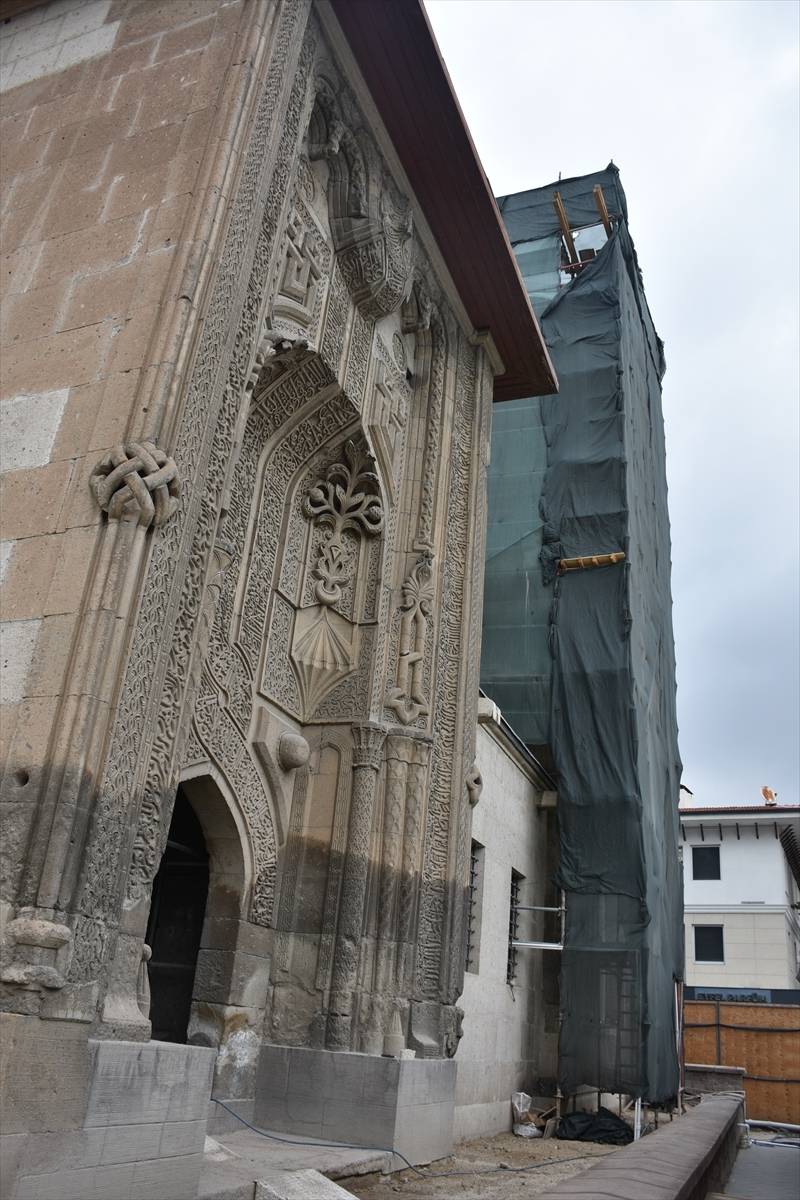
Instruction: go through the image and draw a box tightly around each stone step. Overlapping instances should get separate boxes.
[257,1169,358,1198]
[198,1162,360,1200]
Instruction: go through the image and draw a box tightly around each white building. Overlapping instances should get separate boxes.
[680,800,800,998]
[454,696,559,1139]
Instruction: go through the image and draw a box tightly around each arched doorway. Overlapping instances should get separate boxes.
[146,787,209,1043]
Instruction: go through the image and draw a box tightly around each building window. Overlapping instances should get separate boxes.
[465,841,484,973]
[694,925,724,963]
[692,845,720,880]
[507,870,523,984]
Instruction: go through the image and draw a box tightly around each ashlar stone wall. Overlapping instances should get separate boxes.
[1,0,255,909]
[1,4,497,1175]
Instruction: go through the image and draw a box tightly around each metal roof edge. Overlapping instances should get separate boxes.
[325,0,557,401]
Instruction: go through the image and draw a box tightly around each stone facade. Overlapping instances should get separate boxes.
[0,0,508,1189]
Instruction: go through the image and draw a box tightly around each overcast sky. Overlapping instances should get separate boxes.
[427,0,799,808]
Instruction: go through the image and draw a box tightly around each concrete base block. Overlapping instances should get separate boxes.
[255,1044,455,1166]
[85,1039,215,1127]
[256,1169,361,1199]
[206,1096,256,1137]
[0,1013,90,1135]
[1,1037,216,1200]
[453,1097,511,1143]
[685,1063,746,1095]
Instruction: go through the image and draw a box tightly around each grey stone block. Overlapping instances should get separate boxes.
[206,1097,256,1137]
[359,1056,400,1105]
[397,1059,456,1107]
[255,1169,359,1199]
[130,1152,203,1200]
[0,1015,89,1135]
[0,1131,27,1200]
[89,1163,138,1200]
[194,950,270,1009]
[395,1100,454,1165]
[100,1122,162,1164]
[197,1155,258,1200]
[289,1049,365,1103]
[255,1045,290,1100]
[14,1167,94,1200]
[255,1094,324,1139]
[202,918,272,959]
[320,1098,395,1148]
[19,1126,105,1173]
[85,1040,215,1127]
[160,1119,207,1158]
[254,1045,457,1166]
[685,1063,745,1094]
[14,1162,137,1200]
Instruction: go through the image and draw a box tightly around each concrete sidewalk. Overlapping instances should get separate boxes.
[198,1127,389,1199]
[721,1142,800,1200]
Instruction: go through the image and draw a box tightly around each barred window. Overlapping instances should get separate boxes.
[507,869,523,984]
[465,841,484,973]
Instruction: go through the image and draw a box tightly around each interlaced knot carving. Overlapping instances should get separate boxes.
[90,441,181,528]
[387,552,435,724]
[302,439,384,605]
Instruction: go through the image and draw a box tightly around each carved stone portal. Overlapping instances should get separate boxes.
[16,16,492,1091]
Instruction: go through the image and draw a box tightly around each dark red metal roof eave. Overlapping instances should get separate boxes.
[328,0,557,402]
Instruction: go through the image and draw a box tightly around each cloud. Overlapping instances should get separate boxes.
[427,0,800,806]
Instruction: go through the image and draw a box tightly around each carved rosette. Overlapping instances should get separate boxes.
[90,441,180,528]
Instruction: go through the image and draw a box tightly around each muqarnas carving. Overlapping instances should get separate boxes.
[308,73,413,319]
[288,438,384,719]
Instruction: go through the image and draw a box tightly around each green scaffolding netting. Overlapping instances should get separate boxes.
[482,165,683,1102]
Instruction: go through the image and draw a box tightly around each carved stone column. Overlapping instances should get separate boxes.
[374,736,410,997]
[325,723,385,1049]
[396,738,430,996]
[367,733,431,1055]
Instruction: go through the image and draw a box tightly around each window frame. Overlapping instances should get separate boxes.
[693,923,725,964]
[692,845,721,881]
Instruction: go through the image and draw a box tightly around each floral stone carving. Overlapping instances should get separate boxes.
[90,441,181,528]
[302,438,383,605]
[288,439,384,720]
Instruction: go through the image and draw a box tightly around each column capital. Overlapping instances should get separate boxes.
[351,723,387,770]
